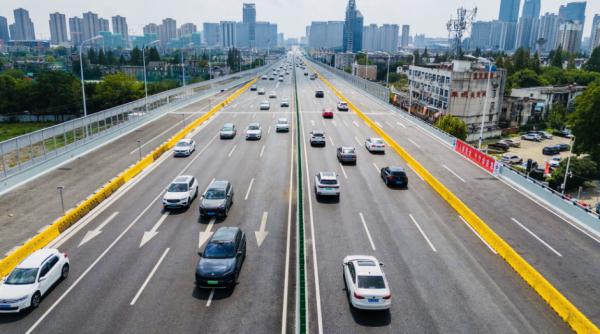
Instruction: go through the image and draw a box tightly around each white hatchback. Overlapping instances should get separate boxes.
[173,138,196,157]
[343,255,391,310]
[0,249,69,313]
[365,138,386,153]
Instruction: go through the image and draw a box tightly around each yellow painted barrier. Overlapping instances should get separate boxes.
[0,77,258,278]
[310,65,599,333]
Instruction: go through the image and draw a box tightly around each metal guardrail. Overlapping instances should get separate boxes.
[0,64,274,183]
[308,58,600,233]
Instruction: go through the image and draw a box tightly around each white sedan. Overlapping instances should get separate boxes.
[259,101,270,110]
[0,249,69,313]
[173,138,196,157]
[365,138,386,153]
[246,123,263,140]
[162,175,199,209]
[343,255,391,310]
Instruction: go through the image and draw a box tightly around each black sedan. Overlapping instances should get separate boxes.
[381,166,408,188]
[542,145,560,156]
[196,227,246,288]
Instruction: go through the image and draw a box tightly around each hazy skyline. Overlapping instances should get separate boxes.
[1,0,599,40]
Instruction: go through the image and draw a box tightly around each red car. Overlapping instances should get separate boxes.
[322,108,334,119]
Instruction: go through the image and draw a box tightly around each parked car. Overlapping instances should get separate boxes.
[542,145,560,156]
[549,156,562,169]
[163,175,199,209]
[0,249,69,313]
[488,142,510,152]
[310,130,326,147]
[499,139,520,148]
[196,227,246,288]
[521,133,542,142]
[173,138,196,157]
[337,101,349,111]
[502,154,523,165]
[199,180,234,218]
[343,255,391,310]
[380,166,408,188]
[220,123,237,139]
[315,90,324,98]
[553,129,574,138]
[556,143,571,152]
[322,108,334,119]
[538,131,553,139]
[337,146,357,164]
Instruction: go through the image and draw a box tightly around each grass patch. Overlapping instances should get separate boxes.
[0,122,56,142]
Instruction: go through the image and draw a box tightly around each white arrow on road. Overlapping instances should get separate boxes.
[139,212,169,248]
[78,212,119,247]
[255,212,269,247]
[198,218,217,249]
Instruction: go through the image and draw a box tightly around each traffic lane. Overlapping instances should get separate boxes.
[299,99,567,333]
[123,112,294,333]
[332,81,600,324]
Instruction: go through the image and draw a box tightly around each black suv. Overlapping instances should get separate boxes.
[381,166,408,188]
[315,90,324,98]
[196,227,246,288]
[199,180,234,218]
[542,145,560,156]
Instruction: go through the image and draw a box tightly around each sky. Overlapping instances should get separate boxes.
[1,0,599,40]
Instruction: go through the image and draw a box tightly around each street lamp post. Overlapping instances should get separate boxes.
[180,42,194,88]
[142,40,160,113]
[561,136,576,195]
[79,35,103,138]
[136,139,142,161]
[57,186,65,215]
[478,58,494,150]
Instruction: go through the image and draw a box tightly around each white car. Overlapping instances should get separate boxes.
[549,156,562,169]
[501,154,522,165]
[276,118,290,132]
[278,77,284,82]
[343,255,391,310]
[258,88,266,95]
[314,171,340,198]
[246,123,262,140]
[269,91,277,98]
[0,249,69,313]
[365,138,386,153]
[173,138,196,157]
[337,101,349,111]
[162,175,199,209]
[259,100,270,110]
[261,75,268,80]
[280,98,290,107]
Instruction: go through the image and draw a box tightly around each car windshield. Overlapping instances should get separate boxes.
[391,171,406,177]
[222,126,234,131]
[372,139,384,144]
[203,241,236,259]
[168,183,188,192]
[248,125,260,130]
[312,133,324,137]
[5,268,38,285]
[278,120,288,124]
[342,148,355,154]
[357,275,386,289]
[205,189,226,199]
[320,179,337,185]
[176,141,190,147]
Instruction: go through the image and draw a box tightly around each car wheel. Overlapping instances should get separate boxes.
[61,264,69,280]
[187,197,192,209]
[30,292,41,309]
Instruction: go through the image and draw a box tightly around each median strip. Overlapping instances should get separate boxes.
[310,64,599,333]
[0,77,258,278]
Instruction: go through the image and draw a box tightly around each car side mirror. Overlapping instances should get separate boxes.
[38,276,47,282]
[197,252,203,257]
[380,262,384,267]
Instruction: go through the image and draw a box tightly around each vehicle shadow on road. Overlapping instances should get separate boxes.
[349,307,391,327]
[192,287,234,301]
[315,196,340,204]
[0,309,30,323]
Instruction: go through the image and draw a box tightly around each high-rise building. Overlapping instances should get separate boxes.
[143,23,159,35]
[308,21,344,49]
[343,0,363,52]
[178,23,197,37]
[112,16,129,44]
[0,16,9,42]
[220,21,236,48]
[203,23,221,46]
[556,21,583,53]
[69,17,83,46]
[558,2,587,25]
[277,32,284,46]
[235,22,250,48]
[516,17,539,50]
[49,12,68,45]
[470,20,517,51]
[470,21,493,50]
[590,15,600,52]
[498,0,521,23]
[159,18,177,46]
[362,24,378,51]
[243,3,256,48]
[99,18,109,32]
[521,0,541,19]
[82,12,99,42]
[255,21,277,49]
[537,13,560,53]
[401,25,410,48]
[379,24,399,52]
[11,8,36,40]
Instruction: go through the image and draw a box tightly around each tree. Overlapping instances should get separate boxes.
[548,157,598,191]
[512,48,530,72]
[584,47,600,73]
[531,52,541,74]
[87,48,98,64]
[0,71,33,114]
[98,49,106,65]
[551,45,564,68]
[147,47,161,62]
[568,81,600,164]
[547,103,567,130]
[567,53,576,70]
[435,114,467,140]
[509,69,548,88]
[130,47,142,66]
[89,73,144,112]
[29,71,82,116]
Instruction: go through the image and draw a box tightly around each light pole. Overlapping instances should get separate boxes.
[136,139,142,161]
[561,136,575,195]
[381,52,391,88]
[180,42,194,88]
[478,58,494,150]
[142,40,160,113]
[79,35,103,138]
[57,186,65,215]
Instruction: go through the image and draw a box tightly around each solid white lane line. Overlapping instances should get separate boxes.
[406,164,425,181]
[354,136,362,146]
[359,213,376,251]
[130,248,170,305]
[260,145,266,158]
[352,120,360,128]
[409,214,437,252]
[407,138,422,148]
[300,111,324,334]
[442,164,466,183]
[372,162,380,173]
[245,178,255,200]
[458,216,497,254]
[396,121,407,128]
[281,103,295,333]
[206,289,215,307]
[228,145,237,158]
[339,163,348,179]
[511,218,562,257]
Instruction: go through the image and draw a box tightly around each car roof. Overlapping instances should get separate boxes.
[319,171,337,179]
[209,180,229,190]
[211,227,240,242]
[340,146,355,151]
[278,118,288,122]
[311,130,324,135]
[173,175,193,183]
[18,249,59,268]
[344,255,383,276]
